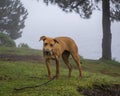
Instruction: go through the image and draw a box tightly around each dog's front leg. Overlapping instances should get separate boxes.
[45,59,52,80]
[55,58,60,79]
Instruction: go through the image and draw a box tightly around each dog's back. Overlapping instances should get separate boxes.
[55,37,78,53]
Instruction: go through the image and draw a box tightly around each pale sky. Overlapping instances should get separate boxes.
[15,0,120,61]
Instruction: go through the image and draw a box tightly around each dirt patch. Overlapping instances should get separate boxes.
[77,84,120,96]
[0,54,44,62]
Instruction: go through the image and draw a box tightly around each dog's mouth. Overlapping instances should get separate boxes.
[44,50,53,56]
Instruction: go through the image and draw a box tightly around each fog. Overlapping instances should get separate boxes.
[15,0,120,61]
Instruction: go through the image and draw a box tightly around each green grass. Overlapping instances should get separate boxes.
[0,60,120,96]
[0,47,120,96]
[0,46,42,55]
[81,59,120,77]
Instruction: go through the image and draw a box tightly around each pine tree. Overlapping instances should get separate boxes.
[42,0,120,60]
[0,0,28,40]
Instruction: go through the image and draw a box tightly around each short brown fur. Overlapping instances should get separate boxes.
[40,36,82,79]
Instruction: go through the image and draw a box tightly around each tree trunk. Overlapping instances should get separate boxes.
[102,0,112,60]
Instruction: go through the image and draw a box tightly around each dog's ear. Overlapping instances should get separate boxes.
[54,39,59,44]
[39,36,46,41]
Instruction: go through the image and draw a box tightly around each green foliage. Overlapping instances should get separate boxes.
[0,0,28,40]
[0,61,119,96]
[18,43,30,49]
[43,0,93,19]
[43,0,120,21]
[0,33,16,47]
[0,47,119,95]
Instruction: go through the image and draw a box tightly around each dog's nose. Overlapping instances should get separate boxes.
[44,49,51,55]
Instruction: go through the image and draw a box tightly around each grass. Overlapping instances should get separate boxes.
[0,46,42,55]
[0,60,120,96]
[81,59,120,77]
[0,47,120,96]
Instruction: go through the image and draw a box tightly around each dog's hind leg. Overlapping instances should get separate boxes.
[62,51,72,77]
[71,53,82,78]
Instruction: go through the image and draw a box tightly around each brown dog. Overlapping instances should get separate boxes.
[40,36,82,79]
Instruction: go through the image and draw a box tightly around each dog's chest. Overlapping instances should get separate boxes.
[44,55,56,60]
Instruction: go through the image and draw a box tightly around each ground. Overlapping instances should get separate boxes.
[0,47,120,96]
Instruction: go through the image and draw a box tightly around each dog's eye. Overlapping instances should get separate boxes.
[50,44,53,47]
[44,43,48,46]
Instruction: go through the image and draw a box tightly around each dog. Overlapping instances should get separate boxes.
[40,36,82,79]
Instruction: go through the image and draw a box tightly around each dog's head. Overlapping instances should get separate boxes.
[40,36,59,56]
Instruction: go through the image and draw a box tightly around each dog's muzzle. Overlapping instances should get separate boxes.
[44,49,53,56]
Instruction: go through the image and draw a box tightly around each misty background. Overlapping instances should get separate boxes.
[15,0,120,61]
